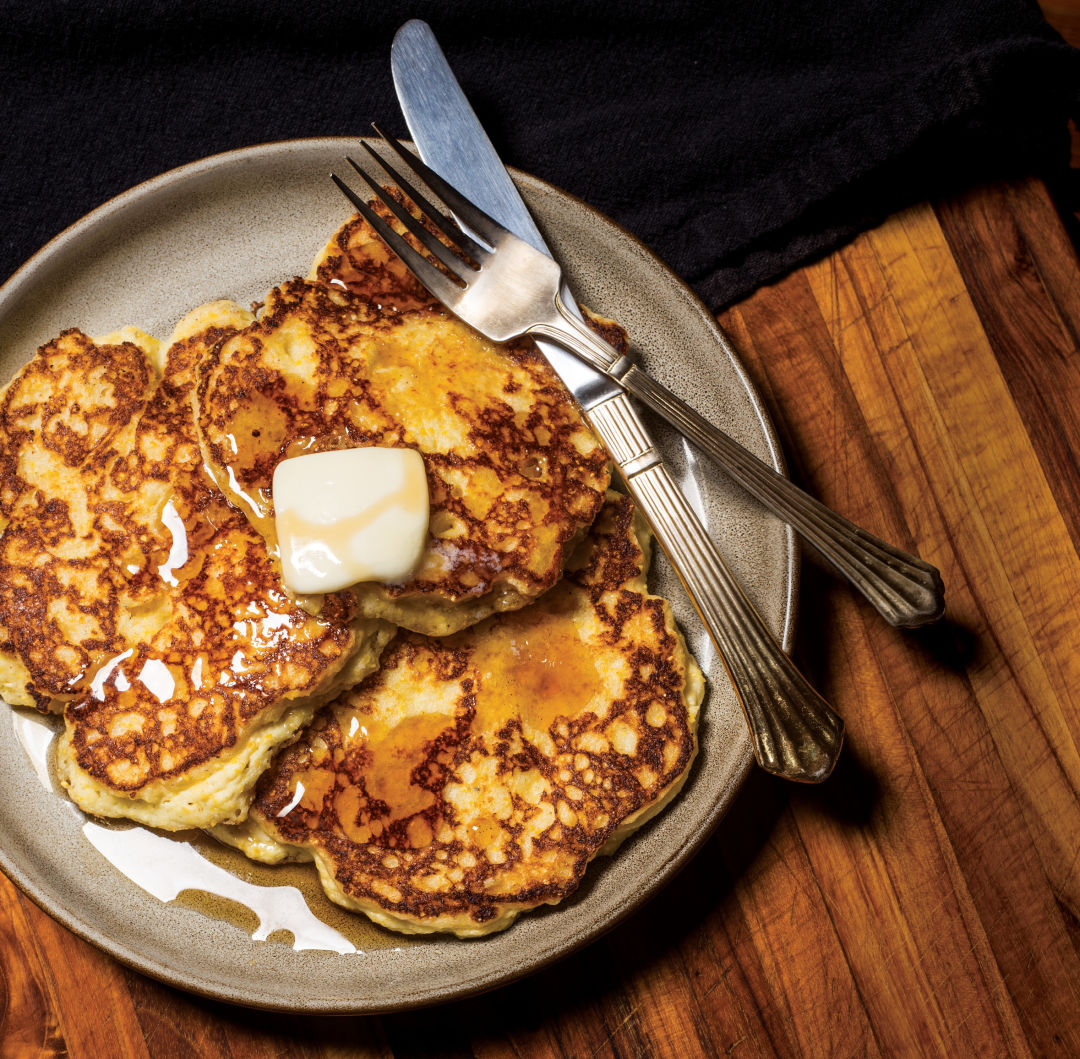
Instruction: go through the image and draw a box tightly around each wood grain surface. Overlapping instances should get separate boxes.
[5,17,1080,1059]
[2,175,1078,1059]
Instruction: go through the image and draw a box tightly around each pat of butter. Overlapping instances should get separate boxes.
[273,448,429,594]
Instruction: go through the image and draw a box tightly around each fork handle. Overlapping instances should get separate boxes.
[537,304,945,628]
[587,392,844,783]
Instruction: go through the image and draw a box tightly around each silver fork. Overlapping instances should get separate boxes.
[336,135,944,632]
[332,134,846,783]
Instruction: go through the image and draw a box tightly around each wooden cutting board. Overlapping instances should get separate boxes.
[1,174,1078,1057]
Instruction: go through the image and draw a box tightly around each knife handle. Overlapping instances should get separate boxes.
[586,392,844,784]
[544,302,945,628]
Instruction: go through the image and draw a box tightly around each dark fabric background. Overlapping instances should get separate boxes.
[1,0,1077,310]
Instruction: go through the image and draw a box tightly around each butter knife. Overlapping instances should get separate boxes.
[390,18,843,782]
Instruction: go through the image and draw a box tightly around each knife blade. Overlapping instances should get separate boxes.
[389,19,844,782]
[390,20,617,410]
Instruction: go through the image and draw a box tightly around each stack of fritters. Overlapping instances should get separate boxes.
[217,492,702,935]
[0,303,393,828]
[0,200,704,934]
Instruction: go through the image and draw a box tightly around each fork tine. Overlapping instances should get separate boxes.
[353,143,487,265]
[346,151,478,281]
[372,124,507,248]
[329,172,465,308]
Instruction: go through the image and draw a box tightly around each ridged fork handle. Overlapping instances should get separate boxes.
[587,393,844,783]
[532,302,945,628]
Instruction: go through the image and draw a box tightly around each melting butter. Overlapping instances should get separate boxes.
[81,822,359,954]
[273,447,429,594]
[10,709,365,955]
[12,710,60,794]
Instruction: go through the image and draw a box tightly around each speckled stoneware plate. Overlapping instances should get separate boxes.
[0,138,796,1012]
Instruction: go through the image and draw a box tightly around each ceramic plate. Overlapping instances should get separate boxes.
[0,139,796,1012]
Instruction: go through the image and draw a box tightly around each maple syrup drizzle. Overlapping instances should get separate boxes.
[328,708,454,848]
[155,499,190,586]
[471,591,601,736]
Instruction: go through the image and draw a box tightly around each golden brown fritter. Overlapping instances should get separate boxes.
[0,327,160,706]
[55,517,390,830]
[194,208,614,636]
[217,494,703,935]
[0,328,157,532]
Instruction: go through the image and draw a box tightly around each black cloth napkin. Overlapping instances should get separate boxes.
[1,0,1077,311]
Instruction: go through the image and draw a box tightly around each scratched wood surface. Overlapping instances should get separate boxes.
[2,174,1079,1059]
[6,12,1080,1058]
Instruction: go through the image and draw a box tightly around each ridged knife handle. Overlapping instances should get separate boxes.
[544,302,946,628]
[586,393,844,783]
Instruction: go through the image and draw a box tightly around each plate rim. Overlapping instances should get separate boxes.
[0,136,797,1012]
